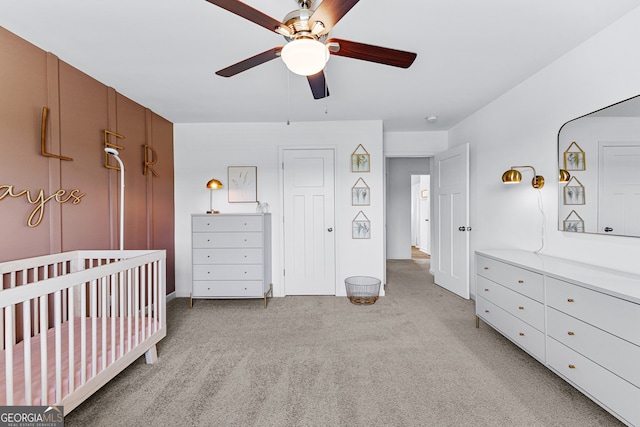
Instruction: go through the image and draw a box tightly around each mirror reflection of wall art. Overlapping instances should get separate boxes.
[352,211,371,239]
[351,144,370,172]
[563,176,585,205]
[563,210,585,233]
[352,178,370,206]
[564,141,586,171]
[228,166,257,203]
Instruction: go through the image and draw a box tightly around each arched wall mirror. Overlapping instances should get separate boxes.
[558,94,640,237]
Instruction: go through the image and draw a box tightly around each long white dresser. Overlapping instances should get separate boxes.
[191,213,272,307]
[476,250,640,427]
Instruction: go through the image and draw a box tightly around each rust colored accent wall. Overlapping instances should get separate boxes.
[58,61,111,251]
[0,27,52,259]
[115,93,148,251]
[0,27,175,294]
[150,113,176,294]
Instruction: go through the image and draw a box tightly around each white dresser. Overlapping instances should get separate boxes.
[476,250,640,427]
[191,213,272,307]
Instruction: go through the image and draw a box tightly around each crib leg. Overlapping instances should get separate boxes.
[145,344,158,364]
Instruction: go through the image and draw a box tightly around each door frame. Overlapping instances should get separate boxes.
[278,145,338,296]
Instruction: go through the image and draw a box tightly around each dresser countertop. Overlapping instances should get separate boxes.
[476,250,640,304]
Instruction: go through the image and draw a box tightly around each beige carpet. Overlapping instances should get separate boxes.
[65,259,622,427]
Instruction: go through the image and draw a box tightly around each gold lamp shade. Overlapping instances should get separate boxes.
[206,178,223,190]
[502,169,522,184]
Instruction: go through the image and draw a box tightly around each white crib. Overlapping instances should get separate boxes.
[0,250,166,414]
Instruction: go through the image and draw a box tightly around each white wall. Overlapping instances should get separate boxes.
[173,120,385,298]
[449,7,640,298]
[384,131,448,157]
[386,157,430,259]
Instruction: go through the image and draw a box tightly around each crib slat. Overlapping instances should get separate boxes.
[101,276,107,371]
[68,284,75,394]
[54,290,62,403]
[81,282,87,385]
[141,265,146,341]
[22,300,32,405]
[119,271,125,358]
[127,269,132,353]
[110,273,116,364]
[91,279,97,378]
[4,307,14,405]
[134,266,139,347]
[39,294,47,405]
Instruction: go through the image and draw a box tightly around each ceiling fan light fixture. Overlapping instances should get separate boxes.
[281,38,329,76]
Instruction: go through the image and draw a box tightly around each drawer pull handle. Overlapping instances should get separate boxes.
[207,255,211,258]
[483,267,489,270]
[518,306,524,310]
[568,331,575,336]
[207,239,211,242]
[484,288,489,292]
[568,365,576,369]
[519,332,525,336]
[567,298,575,303]
[518,280,524,283]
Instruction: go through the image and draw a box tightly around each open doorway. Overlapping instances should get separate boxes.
[386,157,430,260]
[411,174,430,260]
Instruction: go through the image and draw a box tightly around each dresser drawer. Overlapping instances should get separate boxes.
[547,337,640,427]
[547,277,640,346]
[192,232,262,248]
[477,296,545,362]
[193,264,263,281]
[476,255,543,302]
[193,248,263,265]
[192,215,263,232]
[477,276,544,331]
[547,307,640,389]
[192,281,263,298]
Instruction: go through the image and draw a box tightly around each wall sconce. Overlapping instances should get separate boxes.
[206,178,223,214]
[502,166,545,189]
[559,169,571,183]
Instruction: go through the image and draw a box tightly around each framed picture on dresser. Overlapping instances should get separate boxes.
[228,166,257,203]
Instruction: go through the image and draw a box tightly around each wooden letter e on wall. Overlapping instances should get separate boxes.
[104,130,125,170]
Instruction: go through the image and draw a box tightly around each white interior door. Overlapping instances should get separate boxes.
[433,143,469,299]
[283,149,336,295]
[598,142,640,237]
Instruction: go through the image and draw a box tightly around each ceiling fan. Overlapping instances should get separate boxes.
[206,0,417,99]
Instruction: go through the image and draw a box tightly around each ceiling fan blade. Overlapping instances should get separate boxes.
[326,38,417,68]
[309,0,360,34]
[307,71,330,99]
[215,47,283,77]
[205,0,288,35]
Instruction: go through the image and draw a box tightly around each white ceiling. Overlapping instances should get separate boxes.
[1,0,639,132]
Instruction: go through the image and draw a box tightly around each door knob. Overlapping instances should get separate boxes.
[327,228,333,232]
[458,226,466,231]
